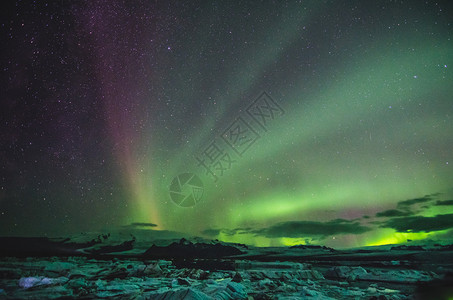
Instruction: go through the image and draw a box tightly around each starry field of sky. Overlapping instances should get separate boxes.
[1,0,453,248]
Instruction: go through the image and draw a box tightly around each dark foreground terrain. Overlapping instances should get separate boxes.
[0,235,452,299]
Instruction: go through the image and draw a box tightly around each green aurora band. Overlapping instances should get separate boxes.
[101,2,453,248]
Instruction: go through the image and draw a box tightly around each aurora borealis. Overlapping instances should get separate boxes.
[1,0,452,248]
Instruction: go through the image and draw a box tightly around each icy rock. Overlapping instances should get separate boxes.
[275,282,297,293]
[325,266,367,280]
[95,266,129,279]
[280,272,293,282]
[251,292,273,300]
[219,282,248,300]
[189,268,209,280]
[173,268,189,277]
[203,280,227,296]
[205,279,217,285]
[149,288,212,300]
[326,266,349,278]
[203,280,248,299]
[96,282,141,298]
[18,276,68,289]
[361,269,436,283]
[263,271,280,279]
[343,289,365,297]
[297,269,325,280]
[177,277,192,286]
[140,277,164,289]
[135,263,147,272]
[258,278,278,290]
[299,286,336,299]
[94,279,107,288]
[380,288,400,294]
[171,277,196,288]
[210,271,227,279]
[68,269,89,279]
[248,270,273,280]
[14,285,73,299]
[143,262,162,276]
[232,271,242,282]
[158,260,173,267]
[66,277,88,290]
[289,278,306,286]
[348,267,367,280]
[171,279,179,288]
[43,262,75,276]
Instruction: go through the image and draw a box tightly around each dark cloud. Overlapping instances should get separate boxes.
[372,193,444,220]
[396,195,434,208]
[201,227,252,237]
[127,222,158,228]
[201,219,370,240]
[253,219,371,238]
[434,200,453,206]
[375,209,414,218]
[201,228,221,236]
[221,229,241,236]
[380,214,453,233]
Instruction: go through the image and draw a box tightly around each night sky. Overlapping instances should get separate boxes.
[1,0,453,248]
